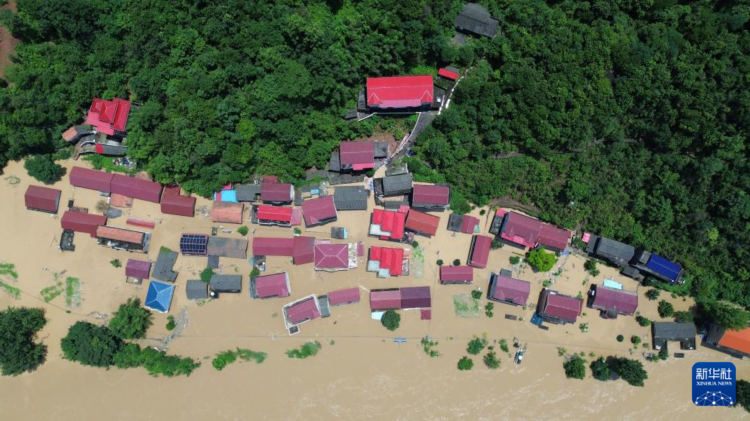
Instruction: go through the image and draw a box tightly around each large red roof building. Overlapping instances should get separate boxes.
[590,285,639,316]
[370,289,402,311]
[25,185,61,214]
[499,212,572,251]
[252,236,315,265]
[328,288,361,306]
[160,194,196,217]
[366,76,434,109]
[260,183,294,204]
[301,196,338,227]
[468,235,492,269]
[489,274,531,306]
[251,272,291,299]
[368,246,404,276]
[314,243,350,271]
[440,266,474,284]
[538,289,583,324]
[61,211,107,237]
[404,209,440,237]
[370,209,406,241]
[69,166,114,192]
[339,141,375,170]
[85,98,131,136]
[411,184,450,210]
[110,174,163,203]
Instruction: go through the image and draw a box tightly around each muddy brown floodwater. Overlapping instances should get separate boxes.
[0,160,747,420]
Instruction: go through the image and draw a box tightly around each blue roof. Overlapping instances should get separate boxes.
[214,190,238,203]
[145,280,175,313]
[645,254,681,281]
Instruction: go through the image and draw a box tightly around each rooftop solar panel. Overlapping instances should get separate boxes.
[180,234,209,255]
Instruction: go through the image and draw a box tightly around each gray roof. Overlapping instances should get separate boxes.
[334,186,369,210]
[235,184,261,202]
[152,250,178,282]
[447,213,463,232]
[380,174,413,196]
[374,142,388,158]
[653,322,697,339]
[186,280,209,300]
[210,274,242,292]
[207,255,220,269]
[207,237,248,260]
[386,163,409,176]
[455,3,499,38]
[594,237,635,265]
[329,152,341,172]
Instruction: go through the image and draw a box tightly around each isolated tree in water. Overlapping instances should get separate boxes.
[381,310,401,331]
[0,307,47,376]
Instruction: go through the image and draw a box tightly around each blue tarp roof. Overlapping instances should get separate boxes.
[213,190,238,202]
[646,254,681,281]
[145,280,175,313]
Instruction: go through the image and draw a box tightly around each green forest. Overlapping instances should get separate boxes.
[0,1,749,310]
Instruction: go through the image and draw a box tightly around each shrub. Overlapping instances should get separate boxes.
[631,335,641,346]
[616,335,624,342]
[293,227,302,235]
[657,300,675,318]
[484,302,494,318]
[471,290,482,300]
[491,239,503,250]
[636,315,651,327]
[480,209,486,216]
[527,248,556,272]
[110,259,121,268]
[200,267,214,283]
[61,322,122,367]
[286,341,322,359]
[484,351,500,369]
[498,339,509,353]
[590,357,610,381]
[674,311,693,323]
[579,323,589,333]
[108,298,153,340]
[0,307,47,376]
[509,256,521,265]
[608,357,648,387]
[139,347,200,377]
[212,350,238,371]
[411,241,419,248]
[453,259,461,266]
[658,348,668,360]
[737,380,750,413]
[436,259,444,266]
[24,155,65,184]
[467,337,488,355]
[237,226,249,236]
[563,355,586,379]
[381,310,401,331]
[645,289,660,301]
[250,267,260,278]
[542,280,551,288]
[457,356,474,371]
[166,315,176,331]
[584,259,599,276]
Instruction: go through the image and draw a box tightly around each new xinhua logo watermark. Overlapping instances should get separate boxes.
[692,362,736,407]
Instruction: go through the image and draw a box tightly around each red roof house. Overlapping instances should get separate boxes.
[411,184,450,210]
[314,243,350,271]
[440,266,474,284]
[292,236,315,265]
[468,235,492,269]
[301,196,338,227]
[368,246,405,276]
[96,226,145,245]
[366,76,434,109]
[438,67,459,80]
[261,183,294,204]
[25,185,61,213]
[500,212,542,248]
[262,175,278,184]
[85,97,131,136]
[61,211,107,237]
[211,202,244,224]
[111,174,163,203]
[370,290,402,311]
[405,209,440,236]
[590,285,638,316]
[489,274,531,306]
[370,209,406,241]
[125,259,151,280]
[460,215,480,234]
[69,166,114,192]
[251,272,291,299]
[538,289,583,324]
[401,286,431,309]
[160,194,195,217]
[285,297,322,325]
[328,288,361,306]
[717,328,750,356]
[256,205,293,225]
[253,237,295,256]
[537,224,572,251]
[340,141,375,170]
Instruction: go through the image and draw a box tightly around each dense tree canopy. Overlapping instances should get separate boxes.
[0,307,47,376]
[108,298,153,340]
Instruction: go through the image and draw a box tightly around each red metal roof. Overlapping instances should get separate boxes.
[328,288,360,306]
[401,286,431,309]
[340,141,374,166]
[371,209,406,241]
[369,246,404,276]
[286,298,321,324]
[292,236,315,265]
[211,202,244,224]
[405,209,440,236]
[127,218,155,229]
[542,291,582,322]
[314,243,349,269]
[111,174,163,203]
[125,259,151,279]
[460,215,479,234]
[69,166,114,192]
[262,175,278,184]
[366,76,434,108]
[501,212,542,248]
[412,184,450,206]
[160,194,195,217]
[591,286,638,315]
[490,275,531,305]
[718,327,750,355]
[440,266,474,283]
[253,237,295,256]
[537,224,572,251]
[257,205,293,222]
[261,183,293,202]
[301,196,337,226]
[438,68,459,80]
[61,211,107,237]
[468,235,492,268]
[162,185,181,197]
[96,226,144,244]
[370,290,401,311]
[85,98,131,136]
[25,185,61,212]
[254,273,290,298]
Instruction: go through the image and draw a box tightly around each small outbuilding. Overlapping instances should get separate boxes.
[210,274,242,293]
[61,211,107,237]
[25,185,62,213]
[125,259,151,280]
[186,280,209,300]
[160,194,196,217]
[250,272,291,299]
[440,266,474,284]
[211,202,244,224]
[454,3,499,38]
[260,183,294,204]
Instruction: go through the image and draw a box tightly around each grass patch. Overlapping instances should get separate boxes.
[83,154,134,174]
[421,336,440,357]
[212,348,268,371]
[410,246,424,278]
[160,246,173,254]
[286,341,322,359]
[65,277,81,308]
[453,294,480,318]
[0,281,20,299]
[40,282,64,303]
[0,263,19,280]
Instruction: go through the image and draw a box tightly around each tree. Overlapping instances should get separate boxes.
[411,241,419,249]
[436,259,444,266]
[737,380,750,413]
[645,289,661,301]
[166,315,176,331]
[509,256,520,265]
[471,290,482,300]
[200,267,214,284]
[24,155,65,184]
[467,337,487,355]
[608,357,648,387]
[61,322,121,367]
[250,267,260,278]
[703,301,750,331]
[381,310,400,331]
[110,259,121,268]
[563,355,586,379]
[658,348,668,360]
[590,357,610,381]
[631,335,641,346]
[453,259,461,266]
[457,356,473,371]
[113,343,143,369]
[527,248,556,272]
[616,335,624,342]
[237,226,249,236]
[636,315,651,327]
[674,311,694,323]
[584,259,600,276]
[483,351,500,369]
[108,298,153,340]
[491,239,503,250]
[0,307,47,376]
[657,300,675,318]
